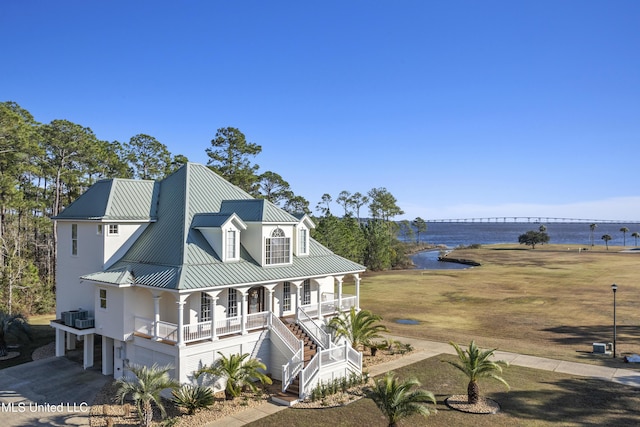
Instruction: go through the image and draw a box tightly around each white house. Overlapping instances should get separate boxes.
[51,163,365,400]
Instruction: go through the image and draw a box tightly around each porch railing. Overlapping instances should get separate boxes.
[158,321,178,342]
[133,316,177,342]
[246,311,269,331]
[216,315,242,336]
[134,316,153,337]
[317,293,357,316]
[136,312,270,344]
[183,320,212,343]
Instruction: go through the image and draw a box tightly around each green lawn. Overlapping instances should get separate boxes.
[250,354,640,426]
[346,244,640,367]
[0,314,55,368]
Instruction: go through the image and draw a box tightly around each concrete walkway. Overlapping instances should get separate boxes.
[204,335,640,426]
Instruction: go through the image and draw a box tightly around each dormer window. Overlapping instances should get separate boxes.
[298,227,308,255]
[226,229,237,260]
[265,228,290,265]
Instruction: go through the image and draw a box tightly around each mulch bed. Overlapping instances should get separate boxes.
[445,394,500,414]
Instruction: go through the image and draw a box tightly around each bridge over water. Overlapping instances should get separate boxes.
[425,217,640,224]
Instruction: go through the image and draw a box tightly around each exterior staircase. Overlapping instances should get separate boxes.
[284,320,317,396]
[272,317,319,405]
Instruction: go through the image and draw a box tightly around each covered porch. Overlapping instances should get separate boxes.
[133,274,360,346]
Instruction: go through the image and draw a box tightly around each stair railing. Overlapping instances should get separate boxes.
[296,307,332,350]
[268,313,305,392]
[298,341,361,399]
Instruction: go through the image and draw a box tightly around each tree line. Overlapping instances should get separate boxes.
[0,101,422,315]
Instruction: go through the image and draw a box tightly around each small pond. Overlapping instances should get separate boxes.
[395,319,420,325]
[411,250,471,270]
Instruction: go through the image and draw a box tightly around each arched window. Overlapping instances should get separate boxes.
[265,228,290,264]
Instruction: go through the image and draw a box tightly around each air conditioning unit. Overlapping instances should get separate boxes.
[62,310,88,327]
[593,343,610,354]
[75,318,95,329]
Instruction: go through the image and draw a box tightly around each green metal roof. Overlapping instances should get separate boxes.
[53,179,159,221]
[78,163,365,290]
[220,199,299,223]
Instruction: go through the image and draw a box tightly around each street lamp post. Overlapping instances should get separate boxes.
[611,284,618,358]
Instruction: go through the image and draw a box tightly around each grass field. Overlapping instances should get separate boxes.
[252,244,640,426]
[249,354,640,427]
[346,244,640,368]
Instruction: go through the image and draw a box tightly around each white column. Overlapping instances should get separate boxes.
[83,334,94,369]
[55,328,65,357]
[240,290,248,335]
[336,277,343,311]
[267,289,274,313]
[292,281,302,320]
[263,284,276,315]
[177,298,186,347]
[317,285,322,320]
[153,294,161,341]
[102,336,114,376]
[210,295,218,341]
[355,275,361,311]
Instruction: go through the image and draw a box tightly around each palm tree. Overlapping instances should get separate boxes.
[328,307,389,350]
[602,234,612,250]
[632,232,640,247]
[0,312,32,357]
[620,227,629,246]
[444,341,509,404]
[115,363,179,427]
[368,371,436,427]
[194,352,272,400]
[172,384,215,415]
[589,223,598,247]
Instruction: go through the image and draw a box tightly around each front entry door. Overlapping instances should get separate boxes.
[248,287,264,314]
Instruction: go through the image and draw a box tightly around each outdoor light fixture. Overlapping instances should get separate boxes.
[611,284,618,358]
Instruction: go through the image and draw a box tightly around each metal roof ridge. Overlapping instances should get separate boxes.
[176,164,192,286]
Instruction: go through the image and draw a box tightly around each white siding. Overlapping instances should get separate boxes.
[56,222,104,317]
[103,223,149,269]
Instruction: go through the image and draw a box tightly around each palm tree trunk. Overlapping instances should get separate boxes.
[467,380,479,404]
[142,399,153,427]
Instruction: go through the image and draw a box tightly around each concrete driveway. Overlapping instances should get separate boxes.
[0,357,110,427]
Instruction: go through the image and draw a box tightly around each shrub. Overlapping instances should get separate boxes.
[171,385,214,415]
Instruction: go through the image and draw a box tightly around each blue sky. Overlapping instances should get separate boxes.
[2,1,639,220]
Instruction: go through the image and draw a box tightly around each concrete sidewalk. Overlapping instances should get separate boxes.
[204,335,640,426]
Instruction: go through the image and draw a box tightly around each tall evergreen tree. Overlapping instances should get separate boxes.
[206,127,262,194]
[412,217,427,244]
[123,134,173,180]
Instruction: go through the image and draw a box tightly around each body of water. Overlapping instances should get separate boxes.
[405,222,640,248]
[407,221,640,270]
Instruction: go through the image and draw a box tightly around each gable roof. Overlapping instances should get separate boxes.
[219,199,299,223]
[74,163,365,290]
[53,179,159,221]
